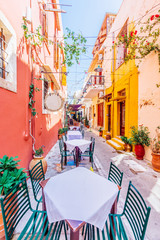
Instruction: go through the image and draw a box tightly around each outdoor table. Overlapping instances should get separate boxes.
[69,126,80,131]
[67,130,82,140]
[40,167,118,240]
[64,139,91,166]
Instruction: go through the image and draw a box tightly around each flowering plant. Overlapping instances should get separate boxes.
[131,125,150,146]
[115,11,160,69]
[34,145,45,157]
[152,126,160,153]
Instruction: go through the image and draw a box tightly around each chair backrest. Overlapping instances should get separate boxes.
[108,162,123,200]
[82,130,84,138]
[123,181,151,240]
[108,162,123,186]
[0,178,31,240]
[29,160,45,202]
[59,139,63,153]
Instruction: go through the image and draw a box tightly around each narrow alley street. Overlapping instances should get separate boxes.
[14,128,160,240]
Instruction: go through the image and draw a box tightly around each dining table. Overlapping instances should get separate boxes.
[64,139,91,166]
[40,167,119,240]
[69,126,80,131]
[67,130,82,141]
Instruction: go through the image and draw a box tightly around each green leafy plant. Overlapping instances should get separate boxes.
[60,27,87,67]
[34,145,45,157]
[85,116,89,126]
[0,156,27,195]
[0,155,20,172]
[58,128,64,135]
[22,18,87,67]
[120,136,132,145]
[131,125,151,146]
[63,127,68,133]
[98,127,103,132]
[152,126,160,153]
[29,83,37,116]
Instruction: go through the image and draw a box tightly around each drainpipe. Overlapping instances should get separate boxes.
[111,32,115,137]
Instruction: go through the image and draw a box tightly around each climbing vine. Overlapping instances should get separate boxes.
[22,18,87,67]
[29,84,36,116]
[28,84,41,116]
[115,11,160,68]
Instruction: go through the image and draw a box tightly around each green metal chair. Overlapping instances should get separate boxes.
[59,139,75,169]
[83,181,151,240]
[0,178,68,240]
[108,162,123,201]
[29,160,45,211]
[82,129,85,138]
[81,139,95,168]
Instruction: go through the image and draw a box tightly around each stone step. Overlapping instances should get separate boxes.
[106,139,123,150]
[113,137,125,148]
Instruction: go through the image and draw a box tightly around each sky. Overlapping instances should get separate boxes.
[60,0,123,102]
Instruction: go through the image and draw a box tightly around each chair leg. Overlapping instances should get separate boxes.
[82,224,86,235]
[61,155,63,170]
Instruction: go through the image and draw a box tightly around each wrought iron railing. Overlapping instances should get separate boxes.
[0,28,9,78]
[88,75,105,85]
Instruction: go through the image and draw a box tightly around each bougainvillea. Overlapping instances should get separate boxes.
[115,11,160,69]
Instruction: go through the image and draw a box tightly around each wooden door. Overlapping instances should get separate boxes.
[98,103,104,127]
[108,105,111,132]
[120,101,125,136]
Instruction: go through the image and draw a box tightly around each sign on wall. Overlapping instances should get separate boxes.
[45,93,64,112]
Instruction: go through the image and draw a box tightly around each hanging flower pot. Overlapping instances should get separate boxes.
[135,144,145,160]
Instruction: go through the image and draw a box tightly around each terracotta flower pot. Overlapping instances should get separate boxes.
[99,131,103,137]
[29,156,47,174]
[152,152,160,172]
[124,144,132,152]
[135,144,145,160]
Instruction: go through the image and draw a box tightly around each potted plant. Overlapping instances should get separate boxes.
[120,136,132,152]
[98,127,103,137]
[0,155,27,239]
[58,128,64,139]
[151,126,160,172]
[29,145,47,174]
[85,116,89,128]
[131,125,150,160]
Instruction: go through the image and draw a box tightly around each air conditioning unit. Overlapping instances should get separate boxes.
[99,91,104,98]
[98,54,103,61]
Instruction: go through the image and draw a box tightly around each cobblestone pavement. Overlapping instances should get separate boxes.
[14,128,160,239]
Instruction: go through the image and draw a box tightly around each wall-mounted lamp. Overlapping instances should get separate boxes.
[94,65,103,72]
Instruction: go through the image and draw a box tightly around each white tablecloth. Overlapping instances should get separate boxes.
[65,139,91,153]
[67,131,82,140]
[69,126,80,130]
[44,167,118,230]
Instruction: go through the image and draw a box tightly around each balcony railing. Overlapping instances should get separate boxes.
[87,75,104,86]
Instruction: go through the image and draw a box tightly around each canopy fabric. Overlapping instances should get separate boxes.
[68,104,82,111]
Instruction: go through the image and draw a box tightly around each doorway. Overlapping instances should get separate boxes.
[108,105,111,132]
[120,101,125,136]
[97,102,104,127]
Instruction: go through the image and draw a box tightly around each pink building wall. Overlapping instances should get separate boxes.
[0,0,65,169]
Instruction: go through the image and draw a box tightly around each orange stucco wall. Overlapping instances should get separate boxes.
[0,0,64,169]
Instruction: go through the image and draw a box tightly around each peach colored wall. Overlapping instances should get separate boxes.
[0,0,64,169]
[102,0,160,161]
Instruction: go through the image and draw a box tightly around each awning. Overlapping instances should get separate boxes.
[68,104,82,111]
[42,65,60,90]
[109,96,126,101]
